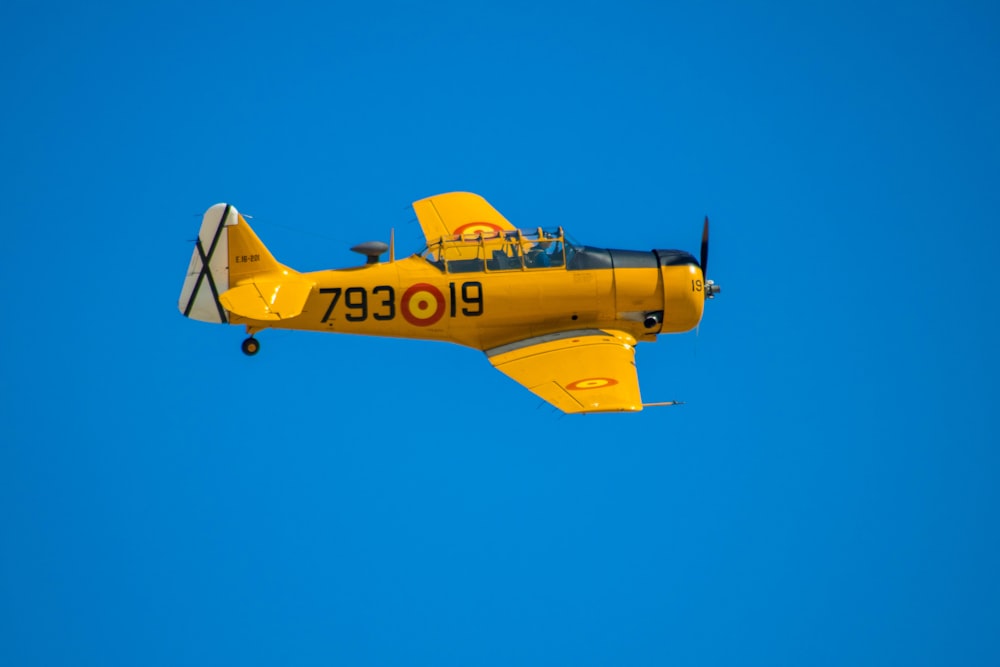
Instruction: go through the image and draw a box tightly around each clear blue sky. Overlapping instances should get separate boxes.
[3,1,999,665]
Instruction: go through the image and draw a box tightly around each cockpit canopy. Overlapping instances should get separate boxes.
[420,227,581,273]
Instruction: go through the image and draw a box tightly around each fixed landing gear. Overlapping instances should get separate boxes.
[241,337,260,356]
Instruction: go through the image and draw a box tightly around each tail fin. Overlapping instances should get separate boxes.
[179,204,312,323]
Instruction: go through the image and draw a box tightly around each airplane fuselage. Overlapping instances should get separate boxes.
[231,248,705,352]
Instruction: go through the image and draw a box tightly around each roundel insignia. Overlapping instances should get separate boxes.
[566,377,619,391]
[401,283,445,326]
[453,221,504,236]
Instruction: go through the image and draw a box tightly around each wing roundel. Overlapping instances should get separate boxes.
[412,192,516,244]
[486,330,644,414]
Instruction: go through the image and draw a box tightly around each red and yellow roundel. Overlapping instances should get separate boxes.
[401,283,445,326]
[453,221,504,236]
[566,377,619,391]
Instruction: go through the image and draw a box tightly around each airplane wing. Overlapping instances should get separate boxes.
[486,330,645,414]
[412,192,517,244]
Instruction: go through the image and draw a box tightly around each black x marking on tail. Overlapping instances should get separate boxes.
[183,204,230,323]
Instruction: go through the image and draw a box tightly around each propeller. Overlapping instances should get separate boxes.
[700,217,710,278]
[700,216,720,299]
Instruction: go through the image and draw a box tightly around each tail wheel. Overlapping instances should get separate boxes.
[241,337,260,356]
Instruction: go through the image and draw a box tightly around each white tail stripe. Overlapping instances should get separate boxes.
[178,204,238,323]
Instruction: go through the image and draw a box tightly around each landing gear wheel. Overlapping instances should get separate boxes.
[241,337,260,356]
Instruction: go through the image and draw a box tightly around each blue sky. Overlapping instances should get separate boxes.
[2,1,999,665]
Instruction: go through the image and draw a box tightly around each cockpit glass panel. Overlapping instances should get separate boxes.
[442,241,485,273]
[420,245,445,272]
[422,227,573,273]
[521,228,566,269]
[485,232,522,271]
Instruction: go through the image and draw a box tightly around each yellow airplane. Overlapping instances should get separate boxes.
[179,192,719,413]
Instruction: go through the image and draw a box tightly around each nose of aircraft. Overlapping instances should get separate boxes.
[654,250,705,333]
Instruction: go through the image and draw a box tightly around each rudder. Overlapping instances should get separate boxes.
[179,203,238,323]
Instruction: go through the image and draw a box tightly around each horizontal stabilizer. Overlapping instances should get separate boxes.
[219,278,313,321]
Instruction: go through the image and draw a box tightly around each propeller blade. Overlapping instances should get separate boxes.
[700,216,709,278]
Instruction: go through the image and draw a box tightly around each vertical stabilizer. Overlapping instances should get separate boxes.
[180,203,308,324]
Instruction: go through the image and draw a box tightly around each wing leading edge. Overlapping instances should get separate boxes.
[486,330,644,414]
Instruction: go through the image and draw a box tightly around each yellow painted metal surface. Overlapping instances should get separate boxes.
[219,278,313,321]
[661,264,706,331]
[488,330,642,413]
[412,192,516,244]
[228,212,283,280]
[180,194,713,413]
